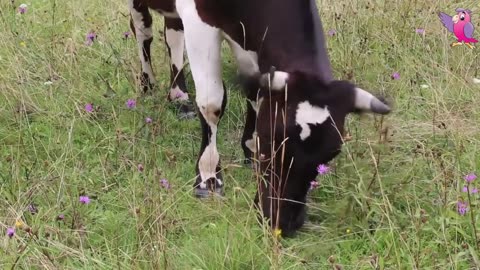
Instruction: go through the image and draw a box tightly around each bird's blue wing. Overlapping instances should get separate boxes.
[464,22,475,38]
[438,12,454,33]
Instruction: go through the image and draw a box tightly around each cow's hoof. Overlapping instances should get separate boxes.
[194,187,225,198]
[243,158,259,171]
[194,187,210,198]
[174,101,196,120]
[140,73,154,94]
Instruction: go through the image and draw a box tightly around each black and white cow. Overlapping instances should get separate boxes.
[129,0,391,236]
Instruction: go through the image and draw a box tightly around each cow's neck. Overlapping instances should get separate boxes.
[255,0,333,84]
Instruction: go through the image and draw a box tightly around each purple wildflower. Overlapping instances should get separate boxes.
[160,178,170,189]
[391,72,400,80]
[472,188,478,194]
[85,31,96,46]
[57,214,65,221]
[18,4,27,14]
[79,196,90,204]
[464,173,477,183]
[310,180,319,190]
[415,28,425,34]
[137,164,144,172]
[462,186,468,193]
[28,204,38,214]
[317,164,330,175]
[85,103,93,113]
[126,99,136,109]
[123,31,131,39]
[457,201,468,216]
[327,29,336,36]
[6,227,15,238]
[145,117,152,124]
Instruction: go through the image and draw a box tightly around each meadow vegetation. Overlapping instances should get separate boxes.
[1,0,480,268]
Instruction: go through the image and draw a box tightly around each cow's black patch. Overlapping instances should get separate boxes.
[142,37,153,63]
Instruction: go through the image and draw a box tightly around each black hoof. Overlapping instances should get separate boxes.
[194,186,225,198]
[140,73,154,94]
[173,100,196,120]
[243,158,259,171]
[243,158,254,169]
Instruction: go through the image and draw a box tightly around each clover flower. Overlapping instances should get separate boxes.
[126,99,136,109]
[160,178,170,189]
[85,103,93,112]
[85,31,96,46]
[317,164,330,175]
[457,201,468,216]
[18,4,27,14]
[464,173,477,183]
[6,227,15,238]
[79,196,90,204]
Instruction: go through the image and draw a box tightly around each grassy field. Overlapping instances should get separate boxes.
[1,0,480,269]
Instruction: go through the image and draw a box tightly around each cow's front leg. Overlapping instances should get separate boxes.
[177,0,226,197]
[164,17,196,119]
[129,0,155,93]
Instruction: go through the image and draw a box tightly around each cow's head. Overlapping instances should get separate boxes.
[252,69,391,237]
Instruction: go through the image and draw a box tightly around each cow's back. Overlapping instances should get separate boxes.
[193,0,333,82]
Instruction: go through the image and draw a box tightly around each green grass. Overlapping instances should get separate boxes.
[1,0,480,269]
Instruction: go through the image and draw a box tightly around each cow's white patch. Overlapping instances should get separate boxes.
[176,0,224,187]
[260,71,289,90]
[128,0,156,84]
[245,131,258,153]
[165,28,185,75]
[198,125,221,188]
[295,101,330,141]
[165,28,188,100]
[224,34,259,76]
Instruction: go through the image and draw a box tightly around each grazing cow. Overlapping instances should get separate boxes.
[129,0,391,236]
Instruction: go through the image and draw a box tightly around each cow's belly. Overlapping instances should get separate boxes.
[141,0,180,18]
[152,7,179,18]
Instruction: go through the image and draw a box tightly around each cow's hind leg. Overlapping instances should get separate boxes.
[164,17,196,119]
[177,0,226,197]
[129,0,155,93]
[241,99,258,165]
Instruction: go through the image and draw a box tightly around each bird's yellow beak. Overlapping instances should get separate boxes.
[452,15,459,24]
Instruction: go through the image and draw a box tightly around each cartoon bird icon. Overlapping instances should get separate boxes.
[439,8,478,49]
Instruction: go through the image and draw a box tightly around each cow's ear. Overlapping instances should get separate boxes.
[259,67,289,91]
[353,87,391,114]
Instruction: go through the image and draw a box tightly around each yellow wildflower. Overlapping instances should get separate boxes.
[15,220,24,228]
